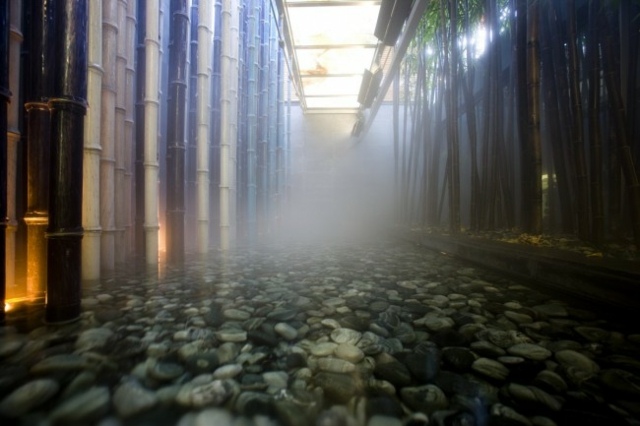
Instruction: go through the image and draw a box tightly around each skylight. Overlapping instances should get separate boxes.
[284,0,381,113]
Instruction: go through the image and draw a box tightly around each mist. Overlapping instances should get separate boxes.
[275,105,396,246]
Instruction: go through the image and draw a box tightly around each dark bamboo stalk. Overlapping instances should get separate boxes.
[46,0,88,323]
[566,0,590,239]
[527,1,542,235]
[166,0,190,262]
[447,0,460,233]
[186,0,199,250]
[600,11,640,249]
[588,0,604,244]
[0,0,9,323]
[540,7,574,233]
[135,0,146,256]
[515,0,530,232]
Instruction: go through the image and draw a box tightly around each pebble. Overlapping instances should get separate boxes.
[472,357,510,380]
[274,322,298,340]
[113,380,158,417]
[0,241,638,425]
[0,378,59,417]
[334,343,364,363]
[507,343,552,361]
[50,386,110,423]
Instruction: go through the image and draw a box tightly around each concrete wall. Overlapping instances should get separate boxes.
[283,104,395,243]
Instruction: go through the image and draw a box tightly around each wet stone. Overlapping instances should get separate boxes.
[50,386,110,424]
[330,328,362,345]
[507,343,552,361]
[400,384,449,414]
[0,378,59,417]
[472,357,510,381]
[113,380,158,418]
[334,343,364,363]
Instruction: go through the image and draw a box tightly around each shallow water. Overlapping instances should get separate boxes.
[1,239,639,425]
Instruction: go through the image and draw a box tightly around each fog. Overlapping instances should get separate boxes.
[276,105,396,245]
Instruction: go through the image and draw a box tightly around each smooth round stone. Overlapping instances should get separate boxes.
[507,343,552,361]
[50,386,110,423]
[374,360,411,387]
[400,384,448,414]
[318,357,356,373]
[334,343,365,363]
[314,372,364,403]
[422,316,455,331]
[599,369,640,398]
[368,415,402,426]
[505,311,533,324]
[574,326,610,342]
[76,328,113,351]
[148,360,185,381]
[215,329,247,342]
[195,408,234,426]
[321,319,341,329]
[178,379,236,408]
[113,381,158,418]
[310,342,338,357]
[555,350,599,374]
[505,383,562,411]
[532,304,568,317]
[490,403,531,425]
[267,308,298,322]
[330,328,362,345]
[533,370,568,393]
[0,335,26,358]
[478,329,531,348]
[0,378,59,417]
[223,309,251,321]
[263,371,289,390]
[213,364,243,379]
[30,354,89,374]
[471,357,510,381]
[370,301,389,312]
[323,297,346,307]
[274,323,298,340]
[442,347,475,372]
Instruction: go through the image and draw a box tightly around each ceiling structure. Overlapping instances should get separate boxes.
[282,0,383,113]
[277,0,427,122]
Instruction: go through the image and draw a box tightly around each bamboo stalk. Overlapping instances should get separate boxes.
[6,0,23,295]
[196,0,213,253]
[24,0,55,301]
[144,0,161,265]
[165,0,190,262]
[114,0,127,264]
[46,0,88,323]
[82,0,103,280]
[0,0,8,322]
[100,0,117,270]
[124,0,136,254]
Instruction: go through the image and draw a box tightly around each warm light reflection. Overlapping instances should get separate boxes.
[4,303,11,312]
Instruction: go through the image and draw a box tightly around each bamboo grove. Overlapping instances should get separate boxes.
[393,0,640,249]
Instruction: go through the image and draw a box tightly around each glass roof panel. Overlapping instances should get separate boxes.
[305,96,361,110]
[285,1,381,111]
[297,48,375,76]
[288,5,380,46]
[302,75,363,96]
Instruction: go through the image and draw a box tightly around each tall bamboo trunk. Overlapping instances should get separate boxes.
[588,0,603,244]
[82,0,103,280]
[100,0,117,270]
[209,0,222,245]
[196,0,213,253]
[0,0,8,322]
[186,0,198,252]
[515,0,530,231]
[566,0,590,239]
[600,12,640,249]
[6,0,23,298]
[134,0,146,256]
[144,0,161,265]
[124,0,136,254]
[540,6,573,233]
[246,0,258,241]
[46,0,87,323]
[165,0,190,263]
[526,1,542,234]
[114,0,127,264]
[25,0,55,301]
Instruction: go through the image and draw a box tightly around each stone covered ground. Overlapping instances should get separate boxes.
[1,239,640,426]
